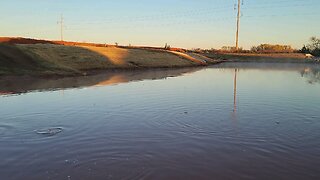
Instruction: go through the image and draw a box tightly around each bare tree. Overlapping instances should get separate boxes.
[307,37,320,56]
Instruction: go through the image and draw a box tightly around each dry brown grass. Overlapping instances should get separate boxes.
[226,53,306,59]
[15,44,202,73]
[17,44,117,72]
[203,52,311,63]
[0,37,210,76]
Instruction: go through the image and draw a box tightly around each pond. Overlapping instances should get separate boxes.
[1,63,320,180]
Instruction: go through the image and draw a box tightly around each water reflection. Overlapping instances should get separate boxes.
[301,67,320,84]
[1,63,319,97]
[214,62,319,71]
[1,62,320,180]
[212,62,320,121]
[0,67,201,96]
[232,69,238,120]
[215,62,320,85]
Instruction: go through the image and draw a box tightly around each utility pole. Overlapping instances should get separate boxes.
[235,0,241,51]
[57,14,64,42]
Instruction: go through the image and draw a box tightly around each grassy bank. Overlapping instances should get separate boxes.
[0,38,211,76]
[0,43,70,76]
[2,37,316,77]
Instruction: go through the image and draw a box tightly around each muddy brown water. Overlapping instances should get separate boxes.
[0,63,320,180]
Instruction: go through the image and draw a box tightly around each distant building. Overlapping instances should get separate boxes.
[305,53,314,59]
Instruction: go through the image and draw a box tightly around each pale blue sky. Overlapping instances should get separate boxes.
[1,0,319,49]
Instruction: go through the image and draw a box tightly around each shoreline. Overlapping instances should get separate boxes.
[1,37,319,78]
[1,62,319,96]
[0,37,218,77]
[202,52,319,64]
[0,66,205,95]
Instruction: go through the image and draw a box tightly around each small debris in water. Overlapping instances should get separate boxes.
[184,111,188,114]
[276,121,280,125]
[35,127,63,136]
[64,159,79,165]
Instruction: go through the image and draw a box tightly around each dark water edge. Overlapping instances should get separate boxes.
[1,62,319,96]
[0,62,320,180]
[0,67,202,96]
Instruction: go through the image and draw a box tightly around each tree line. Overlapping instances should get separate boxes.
[212,37,320,57]
[300,37,320,57]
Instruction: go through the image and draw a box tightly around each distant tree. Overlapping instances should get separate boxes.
[309,37,320,48]
[313,49,320,57]
[164,43,171,50]
[306,37,320,56]
[210,48,218,52]
[300,45,310,54]
[220,46,243,53]
[115,42,119,46]
[250,44,293,53]
[191,48,204,53]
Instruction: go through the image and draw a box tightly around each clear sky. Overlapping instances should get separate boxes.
[1,0,319,49]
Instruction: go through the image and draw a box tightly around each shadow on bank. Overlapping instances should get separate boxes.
[0,38,206,77]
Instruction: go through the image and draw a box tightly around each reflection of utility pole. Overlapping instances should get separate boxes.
[235,0,241,51]
[57,14,64,42]
[59,89,65,96]
[233,69,238,113]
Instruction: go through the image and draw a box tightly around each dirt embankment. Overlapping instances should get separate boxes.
[0,38,213,76]
[0,43,68,76]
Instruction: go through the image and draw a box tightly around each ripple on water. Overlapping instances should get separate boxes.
[0,124,14,136]
[1,64,320,180]
[35,127,63,136]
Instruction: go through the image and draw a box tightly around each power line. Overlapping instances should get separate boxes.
[66,2,314,27]
[245,0,316,6]
[243,2,315,10]
[244,11,320,19]
[67,16,236,31]
[69,6,233,26]
[64,11,320,32]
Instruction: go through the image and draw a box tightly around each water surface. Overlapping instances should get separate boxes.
[1,63,320,180]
